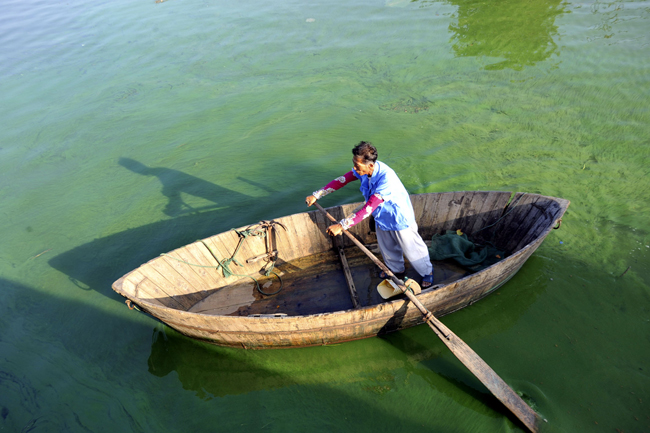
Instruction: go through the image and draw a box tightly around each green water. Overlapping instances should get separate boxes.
[1,0,648,431]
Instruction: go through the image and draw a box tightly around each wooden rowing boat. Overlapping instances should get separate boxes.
[112,191,569,349]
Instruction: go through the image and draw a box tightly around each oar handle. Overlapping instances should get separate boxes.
[314,203,400,281]
[313,201,540,433]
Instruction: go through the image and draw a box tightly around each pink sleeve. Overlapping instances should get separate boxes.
[312,171,358,199]
[339,193,384,230]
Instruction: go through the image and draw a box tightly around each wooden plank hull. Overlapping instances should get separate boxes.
[113,191,569,349]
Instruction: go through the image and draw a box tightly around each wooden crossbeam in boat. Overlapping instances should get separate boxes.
[333,236,360,309]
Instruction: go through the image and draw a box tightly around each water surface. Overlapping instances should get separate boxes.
[1,0,649,431]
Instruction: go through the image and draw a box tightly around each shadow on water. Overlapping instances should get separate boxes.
[423,0,566,70]
[119,158,253,217]
[0,278,456,431]
[0,278,415,432]
[50,161,281,301]
[0,278,155,432]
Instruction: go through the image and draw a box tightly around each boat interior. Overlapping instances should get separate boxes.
[116,191,568,317]
[188,245,471,317]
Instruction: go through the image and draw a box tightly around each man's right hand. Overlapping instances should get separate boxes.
[305,195,317,207]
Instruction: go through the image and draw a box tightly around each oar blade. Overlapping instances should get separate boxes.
[425,319,540,432]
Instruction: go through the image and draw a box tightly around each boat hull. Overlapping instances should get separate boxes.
[112,191,569,349]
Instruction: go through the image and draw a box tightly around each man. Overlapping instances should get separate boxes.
[305,141,435,288]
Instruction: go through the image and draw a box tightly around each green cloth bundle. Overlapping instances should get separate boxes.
[429,230,504,272]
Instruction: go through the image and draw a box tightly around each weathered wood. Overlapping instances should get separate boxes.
[183,242,224,289]
[416,193,441,240]
[136,260,191,310]
[112,192,570,355]
[228,226,268,275]
[189,279,257,315]
[162,249,213,295]
[514,197,566,251]
[327,205,349,247]
[292,213,319,258]
[119,272,166,307]
[504,195,545,253]
[220,228,261,276]
[453,191,486,235]
[202,234,247,284]
[468,191,513,243]
[306,209,334,252]
[137,244,521,342]
[285,213,313,258]
[269,215,301,263]
[429,192,456,236]
[439,191,471,233]
[333,236,361,309]
[194,237,224,277]
[312,208,335,251]
[285,215,313,257]
[128,268,187,309]
[423,315,540,432]
[491,193,536,251]
[184,248,473,317]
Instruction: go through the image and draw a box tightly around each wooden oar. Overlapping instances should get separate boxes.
[313,202,540,433]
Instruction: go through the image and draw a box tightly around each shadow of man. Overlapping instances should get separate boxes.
[50,160,275,300]
[119,157,250,217]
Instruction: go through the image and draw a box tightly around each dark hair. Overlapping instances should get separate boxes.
[352,141,378,164]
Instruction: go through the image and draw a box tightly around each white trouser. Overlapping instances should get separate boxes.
[376,224,433,277]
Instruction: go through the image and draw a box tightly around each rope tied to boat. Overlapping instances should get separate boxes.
[161,221,286,296]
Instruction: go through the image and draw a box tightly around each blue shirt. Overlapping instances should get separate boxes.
[352,161,416,231]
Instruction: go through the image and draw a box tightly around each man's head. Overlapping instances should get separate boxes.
[352,141,377,176]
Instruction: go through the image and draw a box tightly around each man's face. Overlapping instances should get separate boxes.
[353,156,374,177]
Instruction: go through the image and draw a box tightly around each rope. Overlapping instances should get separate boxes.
[160,222,284,296]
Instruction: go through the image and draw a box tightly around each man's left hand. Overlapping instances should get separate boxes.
[327,224,343,236]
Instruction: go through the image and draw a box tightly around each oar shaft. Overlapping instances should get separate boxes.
[313,202,539,433]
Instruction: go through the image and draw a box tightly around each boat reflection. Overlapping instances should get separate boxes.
[451,0,565,70]
[420,0,566,70]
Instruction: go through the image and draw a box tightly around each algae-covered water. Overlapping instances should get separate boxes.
[1,0,649,431]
